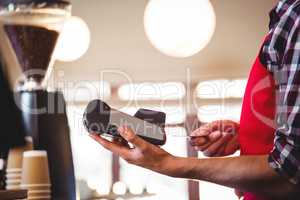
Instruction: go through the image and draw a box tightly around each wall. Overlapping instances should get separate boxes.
[54,0,278,85]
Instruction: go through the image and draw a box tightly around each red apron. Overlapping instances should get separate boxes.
[239,41,276,200]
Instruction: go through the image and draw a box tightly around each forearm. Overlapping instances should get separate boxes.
[91,127,299,198]
[167,155,298,198]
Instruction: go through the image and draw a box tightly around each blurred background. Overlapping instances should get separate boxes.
[50,0,278,199]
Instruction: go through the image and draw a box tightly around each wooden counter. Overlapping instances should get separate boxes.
[0,190,27,200]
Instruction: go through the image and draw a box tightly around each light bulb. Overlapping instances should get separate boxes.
[129,184,144,195]
[87,178,99,190]
[96,186,110,195]
[112,181,127,195]
[144,0,216,58]
[55,16,90,62]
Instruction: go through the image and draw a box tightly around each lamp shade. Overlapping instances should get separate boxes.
[55,16,90,62]
[144,0,216,58]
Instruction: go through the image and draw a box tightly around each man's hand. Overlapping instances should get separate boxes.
[89,126,298,198]
[190,120,240,157]
[90,126,176,176]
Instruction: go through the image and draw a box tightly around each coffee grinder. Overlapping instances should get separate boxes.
[0,0,76,199]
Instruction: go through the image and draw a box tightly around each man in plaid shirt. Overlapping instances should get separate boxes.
[262,0,300,186]
[91,0,300,199]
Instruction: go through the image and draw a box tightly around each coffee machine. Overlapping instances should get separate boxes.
[0,59,26,190]
[0,0,76,199]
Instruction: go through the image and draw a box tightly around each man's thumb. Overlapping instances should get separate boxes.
[118,126,147,149]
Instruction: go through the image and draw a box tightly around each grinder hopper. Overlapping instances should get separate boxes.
[0,0,71,91]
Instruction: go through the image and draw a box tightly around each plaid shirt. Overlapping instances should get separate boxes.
[260,0,300,185]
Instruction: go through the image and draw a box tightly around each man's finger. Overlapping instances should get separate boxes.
[191,131,222,150]
[112,137,130,148]
[118,126,148,150]
[90,133,130,156]
[211,120,238,134]
[223,135,239,155]
[190,125,211,137]
[189,136,208,146]
[203,133,233,157]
